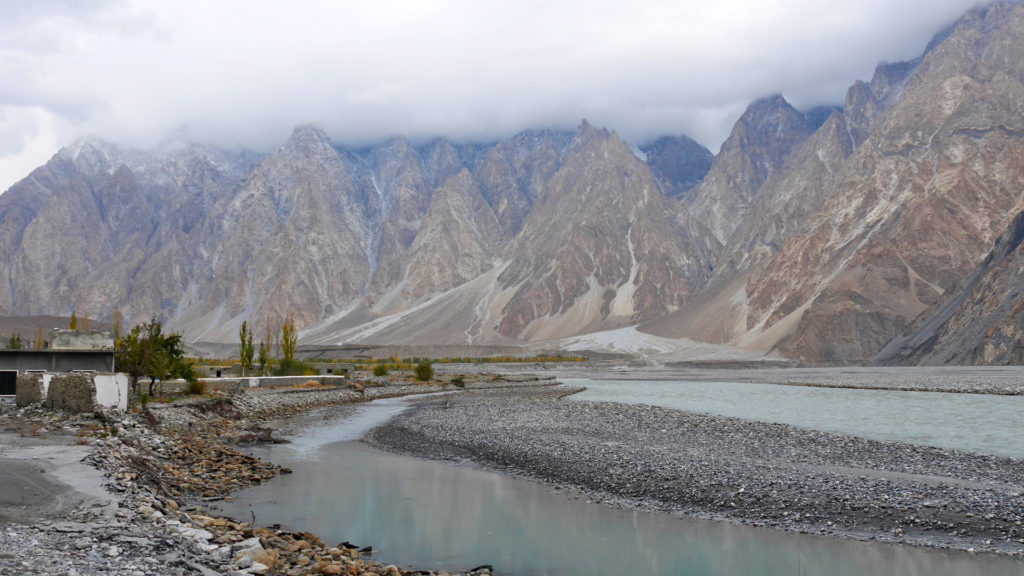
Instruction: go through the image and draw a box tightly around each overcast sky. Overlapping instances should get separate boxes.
[0,0,991,193]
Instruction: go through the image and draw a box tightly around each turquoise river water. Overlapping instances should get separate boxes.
[565,378,1024,458]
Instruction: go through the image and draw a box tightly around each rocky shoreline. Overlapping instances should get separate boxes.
[0,375,554,576]
[365,385,1024,558]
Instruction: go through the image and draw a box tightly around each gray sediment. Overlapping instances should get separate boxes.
[364,385,1024,557]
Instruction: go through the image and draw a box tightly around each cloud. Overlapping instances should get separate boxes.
[0,0,991,191]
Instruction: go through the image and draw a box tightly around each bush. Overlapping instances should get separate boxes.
[274,358,317,376]
[373,363,389,377]
[186,379,206,395]
[450,376,465,388]
[414,361,434,382]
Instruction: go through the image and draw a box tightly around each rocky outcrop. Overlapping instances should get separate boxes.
[876,210,1024,365]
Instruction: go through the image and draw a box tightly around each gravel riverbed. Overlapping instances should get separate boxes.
[365,385,1024,557]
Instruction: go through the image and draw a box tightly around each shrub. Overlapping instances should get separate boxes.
[274,358,317,376]
[373,363,389,377]
[451,376,465,388]
[140,393,150,407]
[414,361,434,382]
[186,379,206,395]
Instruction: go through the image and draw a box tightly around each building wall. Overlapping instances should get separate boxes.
[18,372,127,411]
[0,350,115,373]
[94,374,129,411]
[50,330,115,351]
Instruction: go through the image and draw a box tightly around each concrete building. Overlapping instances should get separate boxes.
[0,330,115,395]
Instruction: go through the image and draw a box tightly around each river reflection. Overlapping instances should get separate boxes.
[213,401,1024,576]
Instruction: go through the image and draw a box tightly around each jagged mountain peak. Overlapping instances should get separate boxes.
[734,94,814,147]
[282,124,333,154]
[573,118,613,143]
[60,135,124,177]
[640,134,714,200]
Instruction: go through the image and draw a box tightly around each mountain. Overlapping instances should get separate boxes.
[645,1,1024,365]
[639,135,714,200]
[0,120,717,348]
[3,1,1024,366]
[742,1,1024,364]
[493,122,709,340]
[685,94,820,247]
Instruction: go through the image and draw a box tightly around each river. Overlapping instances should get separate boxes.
[213,389,1024,576]
[564,378,1024,458]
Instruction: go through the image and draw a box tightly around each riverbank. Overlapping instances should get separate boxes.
[0,375,554,576]
[365,385,1024,558]
[451,364,1024,395]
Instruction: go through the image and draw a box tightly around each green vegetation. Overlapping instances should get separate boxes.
[239,320,255,375]
[258,341,269,376]
[373,362,389,377]
[273,359,317,376]
[414,360,434,382]
[116,318,197,397]
[69,311,78,330]
[6,333,22,349]
[352,354,587,372]
[281,314,297,365]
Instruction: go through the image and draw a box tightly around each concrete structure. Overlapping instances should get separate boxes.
[50,329,114,351]
[311,363,354,376]
[197,374,349,392]
[198,364,243,378]
[16,372,128,412]
[0,329,116,396]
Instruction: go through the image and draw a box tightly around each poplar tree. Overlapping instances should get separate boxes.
[239,321,255,374]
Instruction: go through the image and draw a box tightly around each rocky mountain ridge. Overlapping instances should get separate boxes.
[3,1,1024,365]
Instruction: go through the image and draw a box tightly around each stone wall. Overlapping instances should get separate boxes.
[16,373,44,407]
[44,373,97,413]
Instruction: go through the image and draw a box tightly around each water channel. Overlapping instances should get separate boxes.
[565,378,1024,458]
[214,389,1024,576]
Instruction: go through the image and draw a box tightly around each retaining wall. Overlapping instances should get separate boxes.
[198,374,350,391]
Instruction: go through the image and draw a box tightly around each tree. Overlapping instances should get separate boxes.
[69,312,78,330]
[281,314,297,365]
[373,361,388,377]
[414,360,434,382]
[257,341,269,375]
[81,314,92,331]
[116,318,194,397]
[6,333,22,350]
[112,309,124,349]
[34,327,44,350]
[239,321,255,375]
